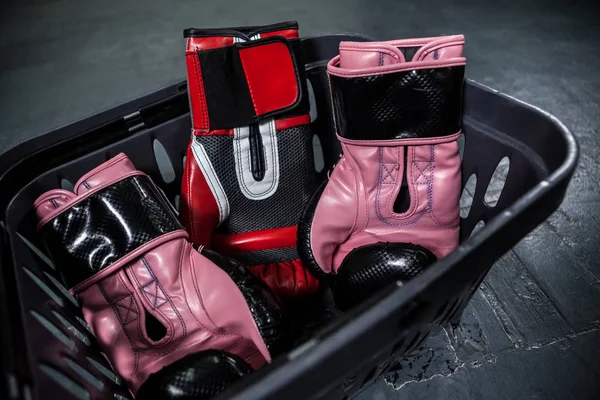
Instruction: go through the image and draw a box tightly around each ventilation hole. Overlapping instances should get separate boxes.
[470,220,485,238]
[484,157,510,207]
[76,316,93,334]
[52,311,90,346]
[31,311,74,350]
[460,174,477,218]
[312,135,325,173]
[145,310,167,341]
[64,358,105,391]
[44,272,78,306]
[153,139,175,184]
[40,364,89,400]
[457,132,466,162]
[7,374,18,398]
[86,357,121,385]
[173,195,180,212]
[16,232,54,268]
[307,79,318,122]
[61,179,74,191]
[23,267,64,307]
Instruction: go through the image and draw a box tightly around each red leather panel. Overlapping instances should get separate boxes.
[187,36,235,50]
[213,225,298,254]
[275,114,310,131]
[185,52,209,133]
[249,258,320,299]
[180,142,219,246]
[193,128,233,137]
[260,29,299,39]
[238,42,299,116]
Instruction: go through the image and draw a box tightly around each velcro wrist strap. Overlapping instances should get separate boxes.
[41,175,182,289]
[189,37,307,131]
[330,66,465,140]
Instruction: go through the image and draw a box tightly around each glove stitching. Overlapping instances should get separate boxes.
[130,259,176,350]
[98,278,140,385]
[427,144,459,229]
[191,53,209,132]
[186,246,231,336]
[136,256,191,356]
[341,144,363,236]
[375,147,426,226]
[239,54,258,114]
[185,153,196,244]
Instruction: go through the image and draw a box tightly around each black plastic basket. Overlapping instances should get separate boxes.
[0,34,578,400]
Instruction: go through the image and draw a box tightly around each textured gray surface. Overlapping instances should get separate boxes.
[1,0,599,399]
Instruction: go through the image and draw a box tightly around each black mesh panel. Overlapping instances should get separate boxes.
[197,124,316,234]
[330,66,465,140]
[40,176,182,289]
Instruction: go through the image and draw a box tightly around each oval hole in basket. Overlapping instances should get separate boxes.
[173,195,180,212]
[307,79,318,123]
[44,272,78,306]
[484,157,510,207]
[64,357,105,391]
[31,310,74,349]
[40,364,90,400]
[23,267,64,307]
[460,174,477,218]
[313,134,325,173]
[457,132,466,162]
[53,311,90,346]
[86,357,121,385]
[61,178,74,191]
[17,232,54,268]
[470,220,485,238]
[153,139,175,184]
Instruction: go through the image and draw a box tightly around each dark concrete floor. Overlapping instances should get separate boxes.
[1,0,599,399]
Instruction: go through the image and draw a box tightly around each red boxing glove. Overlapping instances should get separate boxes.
[180,21,319,299]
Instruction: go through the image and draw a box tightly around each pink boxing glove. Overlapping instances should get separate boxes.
[298,35,465,310]
[34,153,290,399]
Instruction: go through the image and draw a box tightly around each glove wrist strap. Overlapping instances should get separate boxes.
[329,65,465,141]
[186,36,309,132]
[41,175,183,290]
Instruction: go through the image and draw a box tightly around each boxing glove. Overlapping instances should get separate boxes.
[34,153,290,399]
[180,21,319,299]
[298,35,465,310]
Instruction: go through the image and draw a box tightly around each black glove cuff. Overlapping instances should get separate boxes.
[41,175,182,289]
[330,65,465,140]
